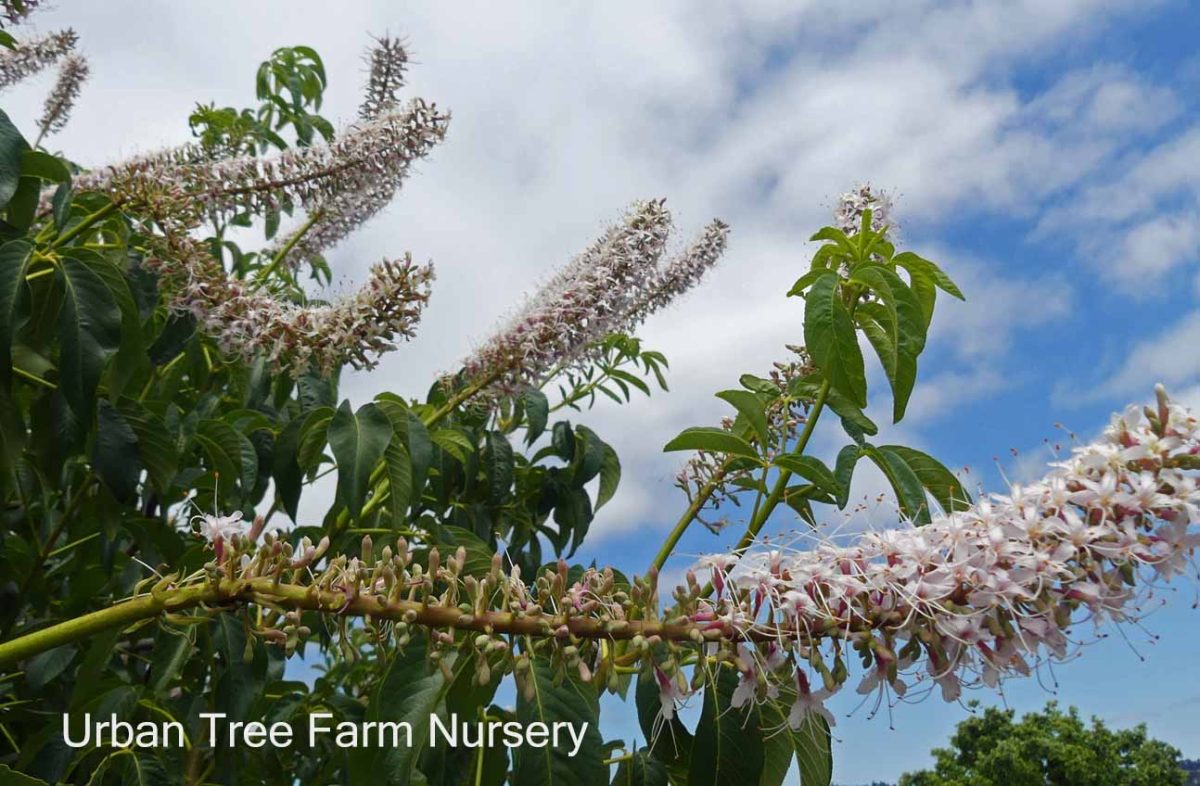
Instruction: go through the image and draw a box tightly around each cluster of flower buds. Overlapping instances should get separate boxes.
[458,201,728,396]
[77,97,448,222]
[359,34,408,121]
[36,53,88,139]
[674,346,816,526]
[164,389,1198,732]
[0,29,77,90]
[833,183,895,237]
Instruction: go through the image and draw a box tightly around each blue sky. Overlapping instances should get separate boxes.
[5,1,1200,782]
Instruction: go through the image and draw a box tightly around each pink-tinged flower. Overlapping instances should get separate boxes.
[790,671,836,729]
[672,387,1200,717]
[654,666,687,722]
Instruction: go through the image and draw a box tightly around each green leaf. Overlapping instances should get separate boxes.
[484,430,514,506]
[849,266,926,421]
[20,150,70,183]
[833,444,859,509]
[328,400,392,521]
[92,399,140,502]
[863,444,931,525]
[25,644,76,690]
[894,251,964,299]
[524,388,550,444]
[612,750,669,786]
[56,255,122,416]
[118,400,177,496]
[271,416,305,521]
[513,656,605,786]
[787,268,830,297]
[403,412,432,513]
[383,437,412,529]
[148,625,192,694]
[687,665,764,786]
[773,455,841,499]
[434,524,496,578]
[0,764,49,785]
[595,442,621,511]
[795,715,833,786]
[663,427,759,460]
[757,690,832,786]
[196,419,256,494]
[0,109,28,208]
[877,444,970,513]
[0,239,33,388]
[716,389,770,447]
[349,636,465,786]
[803,271,867,407]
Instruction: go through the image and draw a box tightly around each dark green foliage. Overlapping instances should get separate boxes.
[899,703,1187,786]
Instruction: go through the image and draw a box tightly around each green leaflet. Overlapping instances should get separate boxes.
[876,444,971,514]
[56,254,121,417]
[663,426,759,460]
[716,389,770,447]
[595,441,621,511]
[349,637,470,786]
[612,750,669,786]
[484,429,515,507]
[0,239,32,388]
[513,656,605,786]
[863,444,931,525]
[384,436,413,528]
[687,665,765,786]
[803,270,867,407]
[772,454,841,500]
[328,400,392,521]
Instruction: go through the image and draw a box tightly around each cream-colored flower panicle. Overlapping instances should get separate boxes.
[0,29,77,91]
[672,386,1200,727]
[458,201,729,395]
[78,97,449,220]
[145,220,435,376]
[36,53,88,139]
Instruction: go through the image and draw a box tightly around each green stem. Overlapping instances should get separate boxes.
[649,462,731,573]
[51,202,120,249]
[0,576,800,671]
[252,210,321,289]
[12,365,55,390]
[725,379,830,559]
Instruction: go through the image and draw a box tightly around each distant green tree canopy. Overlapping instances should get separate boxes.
[899,702,1186,786]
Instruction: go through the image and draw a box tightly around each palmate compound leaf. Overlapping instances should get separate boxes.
[513,655,606,786]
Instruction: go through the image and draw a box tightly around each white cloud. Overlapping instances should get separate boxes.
[1091,310,1200,398]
